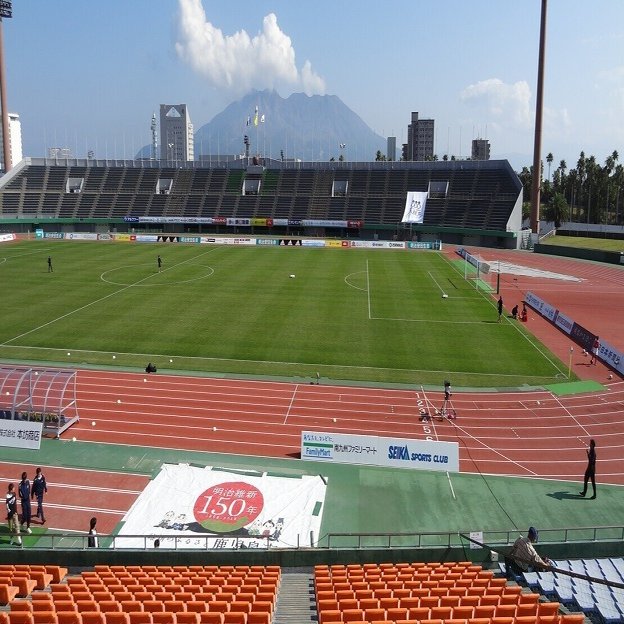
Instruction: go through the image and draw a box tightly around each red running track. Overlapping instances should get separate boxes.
[0,461,149,535]
[71,370,624,485]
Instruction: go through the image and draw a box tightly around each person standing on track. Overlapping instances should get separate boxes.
[590,337,600,365]
[579,439,597,499]
[6,483,22,546]
[18,472,32,534]
[31,467,47,524]
[497,296,504,323]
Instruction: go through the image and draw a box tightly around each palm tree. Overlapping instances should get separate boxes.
[546,152,554,181]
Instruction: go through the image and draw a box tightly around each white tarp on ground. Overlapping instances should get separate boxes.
[402,191,428,223]
[116,463,326,550]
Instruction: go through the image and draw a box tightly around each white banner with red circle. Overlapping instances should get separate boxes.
[116,463,327,549]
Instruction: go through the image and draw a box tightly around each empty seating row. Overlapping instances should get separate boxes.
[1,612,270,624]
[317,600,561,624]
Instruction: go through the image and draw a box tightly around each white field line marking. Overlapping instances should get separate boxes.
[428,271,447,297]
[1,247,221,346]
[283,384,299,425]
[451,420,539,476]
[421,385,456,500]
[366,258,372,320]
[0,460,147,479]
[549,393,593,438]
[344,271,367,291]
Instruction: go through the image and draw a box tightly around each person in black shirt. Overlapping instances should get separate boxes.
[497,296,504,323]
[31,467,48,524]
[47,256,53,273]
[579,439,597,499]
[18,472,32,534]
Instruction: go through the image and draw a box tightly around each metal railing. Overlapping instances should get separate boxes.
[28,526,624,551]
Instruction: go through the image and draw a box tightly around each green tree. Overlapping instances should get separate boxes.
[542,192,569,228]
[546,152,553,181]
[375,150,386,161]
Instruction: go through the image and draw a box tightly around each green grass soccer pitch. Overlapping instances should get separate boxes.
[0,240,572,387]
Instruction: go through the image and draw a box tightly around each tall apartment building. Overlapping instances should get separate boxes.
[0,112,23,171]
[160,104,194,162]
[403,112,434,161]
[386,136,397,161]
[471,138,491,161]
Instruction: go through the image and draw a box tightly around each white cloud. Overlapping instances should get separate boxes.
[175,0,326,96]
[460,78,532,128]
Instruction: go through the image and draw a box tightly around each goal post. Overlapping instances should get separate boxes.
[458,248,495,292]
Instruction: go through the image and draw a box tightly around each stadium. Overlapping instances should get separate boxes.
[1,152,624,624]
[2,3,624,624]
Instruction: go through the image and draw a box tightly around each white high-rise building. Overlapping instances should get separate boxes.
[160,104,194,162]
[0,112,23,171]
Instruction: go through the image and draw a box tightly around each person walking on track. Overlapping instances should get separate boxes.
[19,472,32,534]
[31,467,47,524]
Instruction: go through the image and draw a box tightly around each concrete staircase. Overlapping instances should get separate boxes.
[273,570,316,624]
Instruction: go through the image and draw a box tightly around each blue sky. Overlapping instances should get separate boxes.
[4,0,623,170]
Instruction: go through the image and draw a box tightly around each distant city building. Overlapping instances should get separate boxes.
[386,136,397,161]
[160,104,194,162]
[0,112,22,170]
[403,112,434,161]
[471,138,491,161]
[48,147,72,159]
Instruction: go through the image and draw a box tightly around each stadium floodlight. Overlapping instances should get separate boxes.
[0,0,12,173]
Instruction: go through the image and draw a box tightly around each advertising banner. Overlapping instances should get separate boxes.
[200,237,256,246]
[0,233,17,243]
[402,191,428,223]
[66,233,98,241]
[525,291,623,372]
[0,420,43,450]
[116,463,326,550]
[301,431,459,472]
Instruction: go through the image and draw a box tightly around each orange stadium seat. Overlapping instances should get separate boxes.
[151,615,176,624]
[538,603,560,616]
[52,602,76,613]
[318,610,341,624]
[104,614,131,624]
[128,614,153,624]
[32,613,58,624]
[176,615,200,624]
[163,601,186,613]
[8,614,34,624]
[56,612,82,624]
[76,600,100,613]
[245,615,267,624]
[491,618,514,624]
[143,602,165,614]
[559,615,584,624]
[81,613,106,624]
[120,602,145,613]
[185,603,207,615]
[9,603,33,613]
[198,614,223,624]
[221,614,245,624]
[473,605,496,619]
[248,602,271,616]
[98,602,122,614]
